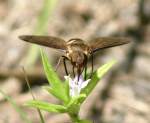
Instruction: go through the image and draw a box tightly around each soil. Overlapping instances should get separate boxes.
[0,0,150,123]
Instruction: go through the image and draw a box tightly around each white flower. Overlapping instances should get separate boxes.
[64,75,91,97]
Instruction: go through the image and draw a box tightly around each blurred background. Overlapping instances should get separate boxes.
[0,0,150,123]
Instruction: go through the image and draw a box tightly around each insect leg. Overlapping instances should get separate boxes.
[89,53,94,78]
[55,56,63,72]
[84,55,88,80]
[77,68,81,83]
[84,63,87,80]
[73,65,75,77]
[63,56,69,75]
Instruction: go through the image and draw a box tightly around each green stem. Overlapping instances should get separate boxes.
[69,113,80,123]
[24,0,57,66]
[69,113,92,123]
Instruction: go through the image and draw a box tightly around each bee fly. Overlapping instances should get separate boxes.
[19,35,131,80]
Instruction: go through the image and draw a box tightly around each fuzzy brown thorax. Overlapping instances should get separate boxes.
[66,38,90,67]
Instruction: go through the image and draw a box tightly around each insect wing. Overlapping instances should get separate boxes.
[19,35,67,50]
[88,37,131,52]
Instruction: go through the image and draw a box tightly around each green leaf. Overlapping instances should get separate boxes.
[40,49,69,103]
[0,90,32,123]
[63,77,71,101]
[67,94,86,114]
[43,86,63,100]
[25,100,67,113]
[43,82,70,106]
[81,60,117,99]
[68,94,86,107]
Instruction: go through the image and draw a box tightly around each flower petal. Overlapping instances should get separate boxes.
[66,75,91,97]
[81,79,91,89]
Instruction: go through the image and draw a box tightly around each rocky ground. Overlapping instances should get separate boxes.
[0,0,149,123]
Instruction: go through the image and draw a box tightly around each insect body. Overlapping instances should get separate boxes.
[19,35,130,79]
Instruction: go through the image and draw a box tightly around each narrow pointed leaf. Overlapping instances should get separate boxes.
[63,79,70,101]
[67,94,86,107]
[43,86,65,101]
[40,49,69,103]
[25,100,67,113]
[81,60,117,98]
[67,94,86,113]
